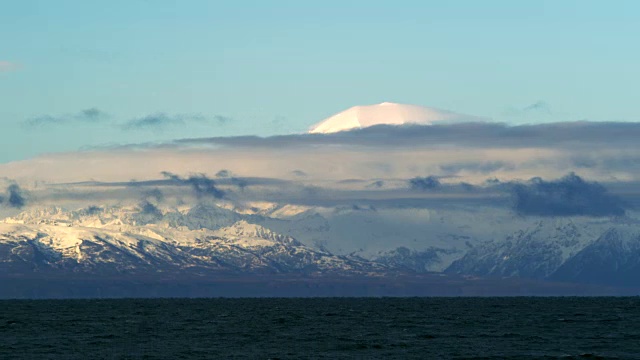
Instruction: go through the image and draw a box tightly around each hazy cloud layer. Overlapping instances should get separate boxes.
[175,122,640,150]
[440,161,511,175]
[25,108,108,127]
[2,121,640,187]
[511,173,626,217]
[123,113,230,130]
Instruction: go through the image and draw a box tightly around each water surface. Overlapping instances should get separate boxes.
[1,297,639,359]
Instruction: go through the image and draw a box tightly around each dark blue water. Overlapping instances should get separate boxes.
[1,297,639,359]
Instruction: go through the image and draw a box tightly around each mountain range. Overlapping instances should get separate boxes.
[2,202,639,297]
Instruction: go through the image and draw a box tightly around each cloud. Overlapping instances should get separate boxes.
[123,113,229,130]
[5,120,640,187]
[511,173,626,217]
[175,121,640,150]
[2,184,26,208]
[25,108,108,127]
[440,161,511,175]
[83,205,103,215]
[504,100,553,117]
[0,61,21,73]
[409,176,441,191]
[143,188,165,203]
[139,200,162,217]
[522,101,552,114]
[230,177,248,190]
[134,200,163,225]
[161,172,225,199]
[215,170,230,178]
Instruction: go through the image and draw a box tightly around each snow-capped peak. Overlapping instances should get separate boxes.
[308,102,481,134]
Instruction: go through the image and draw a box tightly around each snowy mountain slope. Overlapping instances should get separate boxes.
[445,217,640,286]
[254,206,527,271]
[0,208,383,276]
[0,203,511,276]
[4,203,640,287]
[445,220,597,279]
[308,102,482,134]
[550,226,640,286]
[371,246,461,273]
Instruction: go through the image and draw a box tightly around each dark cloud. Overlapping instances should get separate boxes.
[459,182,476,191]
[174,122,640,150]
[570,155,640,171]
[522,101,552,114]
[135,200,163,224]
[504,101,552,117]
[570,156,599,169]
[160,171,181,182]
[215,170,230,178]
[161,172,225,199]
[83,205,103,215]
[230,177,248,190]
[212,115,232,124]
[80,108,105,121]
[291,170,308,177]
[511,173,626,217]
[143,188,165,203]
[123,113,194,130]
[123,113,229,130]
[25,108,108,127]
[409,176,441,191]
[4,184,26,208]
[139,200,162,217]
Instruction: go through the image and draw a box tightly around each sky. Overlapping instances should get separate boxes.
[1,0,639,163]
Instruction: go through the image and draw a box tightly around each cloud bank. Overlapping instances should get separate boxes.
[511,173,627,217]
[175,121,640,150]
[2,121,640,191]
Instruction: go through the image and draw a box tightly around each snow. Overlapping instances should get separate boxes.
[308,102,481,134]
[3,203,640,279]
[268,204,312,218]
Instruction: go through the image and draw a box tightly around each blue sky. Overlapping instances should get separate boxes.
[1,0,639,163]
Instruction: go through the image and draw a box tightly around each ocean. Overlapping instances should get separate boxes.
[1,297,639,359]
